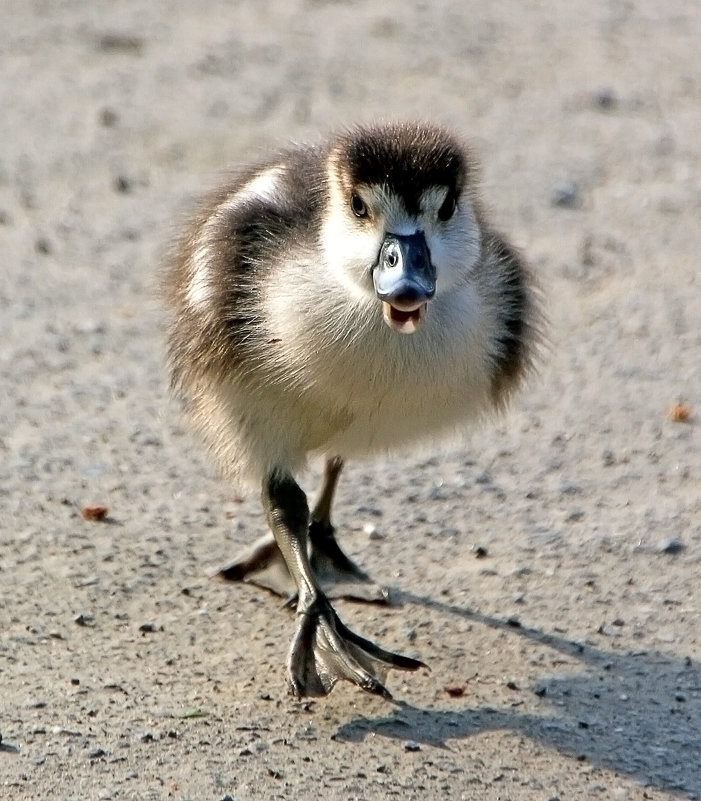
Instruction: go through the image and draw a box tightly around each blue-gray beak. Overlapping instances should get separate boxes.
[372,232,435,334]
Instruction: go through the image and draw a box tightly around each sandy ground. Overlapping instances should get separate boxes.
[1,1,700,799]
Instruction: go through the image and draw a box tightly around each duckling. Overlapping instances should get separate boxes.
[163,121,538,699]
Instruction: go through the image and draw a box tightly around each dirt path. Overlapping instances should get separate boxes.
[1,2,699,799]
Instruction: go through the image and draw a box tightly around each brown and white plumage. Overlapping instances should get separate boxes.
[163,121,538,698]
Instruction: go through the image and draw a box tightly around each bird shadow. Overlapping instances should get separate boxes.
[335,591,700,798]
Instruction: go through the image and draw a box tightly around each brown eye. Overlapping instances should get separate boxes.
[438,190,457,222]
[350,193,368,218]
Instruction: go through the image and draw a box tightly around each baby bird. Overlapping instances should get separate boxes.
[163,121,537,699]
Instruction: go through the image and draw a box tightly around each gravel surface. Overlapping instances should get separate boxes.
[1,2,700,799]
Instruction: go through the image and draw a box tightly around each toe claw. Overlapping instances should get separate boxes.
[287,600,423,699]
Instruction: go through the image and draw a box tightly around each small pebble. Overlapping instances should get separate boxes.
[660,539,684,555]
[88,747,106,759]
[551,181,579,208]
[97,33,144,54]
[598,623,622,637]
[472,545,488,558]
[403,740,421,752]
[139,622,157,633]
[220,796,236,801]
[35,236,52,254]
[100,107,119,127]
[114,175,132,193]
[595,86,617,110]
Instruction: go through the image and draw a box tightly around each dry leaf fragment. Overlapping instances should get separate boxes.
[81,504,109,521]
[667,403,691,423]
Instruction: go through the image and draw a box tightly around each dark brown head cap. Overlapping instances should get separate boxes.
[332,122,468,216]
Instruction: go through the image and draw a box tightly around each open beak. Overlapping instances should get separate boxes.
[372,232,435,334]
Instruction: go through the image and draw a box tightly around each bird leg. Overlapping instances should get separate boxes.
[262,470,424,698]
[216,457,388,602]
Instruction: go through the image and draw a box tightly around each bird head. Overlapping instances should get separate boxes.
[320,122,482,334]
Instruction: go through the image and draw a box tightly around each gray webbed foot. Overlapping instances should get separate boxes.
[216,533,297,598]
[287,596,425,699]
[216,530,389,602]
[217,456,389,602]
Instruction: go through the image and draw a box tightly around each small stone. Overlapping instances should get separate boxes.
[138,622,156,633]
[595,86,617,110]
[220,796,236,801]
[97,33,144,54]
[100,107,119,127]
[551,181,579,208]
[598,623,622,637]
[660,539,684,555]
[88,747,106,759]
[74,319,106,336]
[674,693,686,703]
[114,175,132,193]
[403,740,421,752]
[506,680,519,691]
[534,685,548,697]
[35,236,52,254]
[472,545,488,559]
